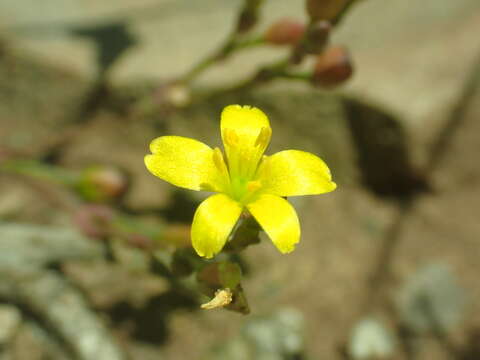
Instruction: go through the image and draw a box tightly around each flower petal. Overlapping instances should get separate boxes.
[256,150,336,196]
[246,194,300,254]
[145,136,227,192]
[221,105,272,180]
[191,194,243,258]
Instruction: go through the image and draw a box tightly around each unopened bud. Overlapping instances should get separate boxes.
[312,46,353,87]
[265,18,305,46]
[306,0,349,22]
[78,166,129,202]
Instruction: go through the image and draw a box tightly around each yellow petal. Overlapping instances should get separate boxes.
[191,194,243,258]
[220,105,271,180]
[256,150,336,197]
[145,136,227,192]
[246,194,300,254]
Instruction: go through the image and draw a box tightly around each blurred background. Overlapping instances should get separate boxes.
[1,0,480,359]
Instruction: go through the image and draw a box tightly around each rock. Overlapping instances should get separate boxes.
[0,223,104,269]
[0,305,21,345]
[0,268,127,360]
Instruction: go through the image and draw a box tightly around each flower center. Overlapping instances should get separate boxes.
[221,127,271,203]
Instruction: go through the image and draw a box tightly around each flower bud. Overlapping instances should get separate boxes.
[312,46,353,87]
[77,166,129,202]
[264,18,305,46]
[306,0,349,22]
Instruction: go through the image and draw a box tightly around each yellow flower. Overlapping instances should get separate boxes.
[145,105,336,258]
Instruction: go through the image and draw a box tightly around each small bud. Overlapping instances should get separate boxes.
[306,0,349,22]
[78,166,128,202]
[312,46,353,87]
[264,18,305,46]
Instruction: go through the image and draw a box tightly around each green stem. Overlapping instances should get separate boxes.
[332,0,363,25]
[180,35,265,84]
[202,57,310,99]
[276,70,312,81]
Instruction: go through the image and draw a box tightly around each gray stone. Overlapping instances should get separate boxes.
[0,305,21,345]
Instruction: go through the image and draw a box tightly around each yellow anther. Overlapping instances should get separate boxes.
[199,182,215,191]
[246,180,262,193]
[224,128,239,147]
[254,126,272,147]
[200,288,233,310]
[212,147,226,172]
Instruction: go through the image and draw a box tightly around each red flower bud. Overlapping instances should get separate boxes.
[265,18,305,46]
[312,46,353,87]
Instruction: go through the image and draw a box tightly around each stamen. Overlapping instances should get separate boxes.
[199,182,215,191]
[246,180,262,193]
[254,127,272,147]
[224,128,239,147]
[212,147,226,172]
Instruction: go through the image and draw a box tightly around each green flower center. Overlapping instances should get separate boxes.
[211,127,272,204]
